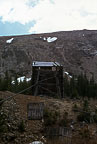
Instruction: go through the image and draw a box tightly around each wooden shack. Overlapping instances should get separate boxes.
[27,102,44,120]
[32,61,64,98]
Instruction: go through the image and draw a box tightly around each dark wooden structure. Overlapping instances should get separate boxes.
[27,102,44,120]
[32,61,64,98]
[45,127,72,137]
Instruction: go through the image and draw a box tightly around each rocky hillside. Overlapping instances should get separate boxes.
[1,30,97,80]
[0,91,97,144]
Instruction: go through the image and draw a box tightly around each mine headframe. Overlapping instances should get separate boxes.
[32,61,64,98]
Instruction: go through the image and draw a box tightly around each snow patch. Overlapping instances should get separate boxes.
[12,76,31,84]
[64,72,72,78]
[17,76,25,83]
[47,37,57,42]
[64,72,69,75]
[26,77,31,81]
[70,125,74,130]
[6,38,14,43]
[30,141,44,144]
[56,46,62,49]
[69,75,72,78]
[82,34,85,37]
[43,37,46,40]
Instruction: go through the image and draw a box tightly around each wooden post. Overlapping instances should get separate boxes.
[34,70,40,96]
[56,72,61,98]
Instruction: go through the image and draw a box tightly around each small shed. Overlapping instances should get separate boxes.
[27,102,44,120]
[32,61,64,98]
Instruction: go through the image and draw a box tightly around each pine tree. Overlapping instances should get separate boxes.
[64,76,70,96]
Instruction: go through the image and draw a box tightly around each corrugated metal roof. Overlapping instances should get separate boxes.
[32,61,61,67]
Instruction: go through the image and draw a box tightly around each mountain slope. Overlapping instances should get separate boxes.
[0,30,97,80]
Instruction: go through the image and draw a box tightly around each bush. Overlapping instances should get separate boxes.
[44,109,59,126]
[0,99,7,134]
[79,127,91,138]
[72,104,79,112]
[71,89,79,99]
[18,120,25,133]
[83,100,89,112]
[77,112,91,123]
[59,111,69,127]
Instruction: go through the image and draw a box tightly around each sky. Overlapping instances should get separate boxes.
[0,0,97,36]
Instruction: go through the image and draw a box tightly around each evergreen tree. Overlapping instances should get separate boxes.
[0,99,7,134]
[64,76,70,96]
[69,75,76,97]
[88,75,96,98]
[71,88,79,99]
[77,73,89,97]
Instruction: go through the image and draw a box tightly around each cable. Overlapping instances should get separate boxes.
[39,85,57,96]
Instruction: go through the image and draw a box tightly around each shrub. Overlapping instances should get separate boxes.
[72,104,79,112]
[93,114,97,123]
[83,100,89,112]
[71,89,79,99]
[0,99,7,134]
[77,112,91,123]
[44,109,59,126]
[18,120,25,133]
[59,111,69,127]
[79,127,91,138]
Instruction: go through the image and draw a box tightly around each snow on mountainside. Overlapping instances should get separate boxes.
[12,76,31,84]
[6,38,14,43]
[1,30,97,81]
[30,141,44,144]
[47,37,57,42]
[43,37,57,42]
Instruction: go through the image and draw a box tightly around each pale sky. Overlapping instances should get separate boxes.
[0,0,97,36]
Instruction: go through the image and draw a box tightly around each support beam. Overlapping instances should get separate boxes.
[34,70,40,96]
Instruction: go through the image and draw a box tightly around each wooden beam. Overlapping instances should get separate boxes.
[34,70,40,96]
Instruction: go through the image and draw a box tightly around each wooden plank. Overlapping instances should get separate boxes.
[45,127,72,137]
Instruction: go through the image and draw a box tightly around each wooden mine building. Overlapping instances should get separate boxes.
[27,102,44,120]
[32,61,64,98]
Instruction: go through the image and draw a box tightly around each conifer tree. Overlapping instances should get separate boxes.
[64,75,70,96]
